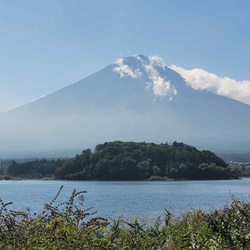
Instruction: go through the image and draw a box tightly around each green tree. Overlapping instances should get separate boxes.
[153,166,161,176]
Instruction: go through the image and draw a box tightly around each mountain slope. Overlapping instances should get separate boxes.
[0,55,249,157]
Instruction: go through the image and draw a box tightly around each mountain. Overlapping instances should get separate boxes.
[0,55,250,158]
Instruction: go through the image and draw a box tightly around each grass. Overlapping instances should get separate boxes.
[0,187,249,249]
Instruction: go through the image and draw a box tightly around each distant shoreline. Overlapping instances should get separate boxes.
[2,176,240,181]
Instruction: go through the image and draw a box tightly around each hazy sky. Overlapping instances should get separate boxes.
[0,0,250,112]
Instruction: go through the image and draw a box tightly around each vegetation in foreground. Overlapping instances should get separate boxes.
[0,187,249,249]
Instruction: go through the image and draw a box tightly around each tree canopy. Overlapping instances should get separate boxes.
[55,141,237,180]
[8,159,65,178]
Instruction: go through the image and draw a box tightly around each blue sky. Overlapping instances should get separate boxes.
[0,0,250,112]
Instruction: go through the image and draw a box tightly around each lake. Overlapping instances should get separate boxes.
[0,179,249,221]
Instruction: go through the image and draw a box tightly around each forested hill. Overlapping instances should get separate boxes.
[55,141,237,180]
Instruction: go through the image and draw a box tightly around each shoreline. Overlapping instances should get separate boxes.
[1,177,241,181]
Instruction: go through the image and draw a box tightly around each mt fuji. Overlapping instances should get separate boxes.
[0,55,249,157]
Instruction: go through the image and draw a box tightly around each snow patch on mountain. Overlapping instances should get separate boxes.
[113,55,177,101]
[113,58,142,78]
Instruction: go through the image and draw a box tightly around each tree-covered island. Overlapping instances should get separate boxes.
[7,141,238,180]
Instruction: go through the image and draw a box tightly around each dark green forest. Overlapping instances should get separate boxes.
[7,159,65,178]
[6,141,238,180]
[55,141,237,180]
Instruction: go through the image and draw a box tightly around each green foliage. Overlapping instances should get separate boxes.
[153,165,161,176]
[0,186,109,249]
[0,187,249,249]
[203,199,250,248]
[148,175,168,181]
[0,174,12,180]
[56,141,235,180]
[6,141,237,180]
[7,159,65,178]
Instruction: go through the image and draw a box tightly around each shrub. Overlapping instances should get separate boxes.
[0,187,249,249]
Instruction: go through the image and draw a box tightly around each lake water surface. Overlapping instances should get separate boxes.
[0,179,249,221]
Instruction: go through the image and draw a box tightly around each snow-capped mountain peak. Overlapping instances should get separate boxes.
[1,54,250,157]
[113,55,177,101]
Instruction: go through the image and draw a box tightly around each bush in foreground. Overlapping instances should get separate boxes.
[0,187,249,249]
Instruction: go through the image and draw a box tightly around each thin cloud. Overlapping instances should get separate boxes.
[145,64,177,100]
[169,65,250,105]
[148,55,166,69]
